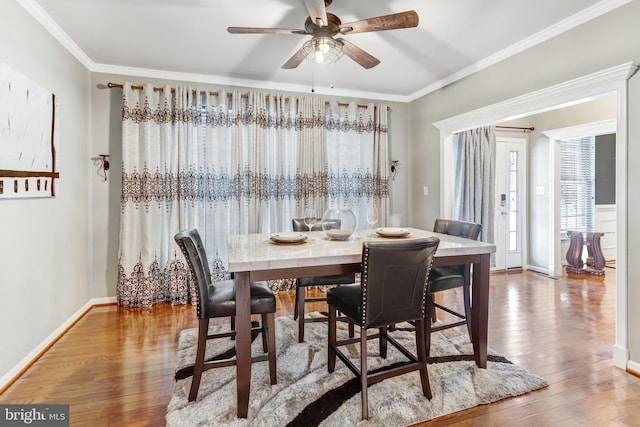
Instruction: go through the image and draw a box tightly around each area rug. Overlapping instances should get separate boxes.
[166,314,547,426]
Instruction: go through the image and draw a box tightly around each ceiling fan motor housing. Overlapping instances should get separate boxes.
[304,13,342,35]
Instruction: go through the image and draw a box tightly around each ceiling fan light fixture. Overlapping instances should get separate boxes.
[302,36,343,65]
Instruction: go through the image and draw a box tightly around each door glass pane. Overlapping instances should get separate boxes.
[508,150,519,253]
[509,191,517,208]
[509,231,517,251]
[510,171,517,191]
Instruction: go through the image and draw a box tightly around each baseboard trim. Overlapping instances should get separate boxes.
[621,351,637,372]
[525,264,553,276]
[0,297,118,393]
[627,363,640,378]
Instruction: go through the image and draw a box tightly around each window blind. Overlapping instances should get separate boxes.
[560,136,595,234]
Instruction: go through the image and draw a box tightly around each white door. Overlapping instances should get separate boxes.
[495,138,527,270]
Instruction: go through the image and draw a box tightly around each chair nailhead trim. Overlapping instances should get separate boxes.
[361,245,369,327]
[420,257,436,316]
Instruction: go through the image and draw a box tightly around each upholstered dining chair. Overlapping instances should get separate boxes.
[426,219,482,355]
[174,228,277,402]
[326,237,440,420]
[291,218,356,343]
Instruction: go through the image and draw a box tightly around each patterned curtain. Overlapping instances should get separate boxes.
[326,101,390,228]
[118,84,196,306]
[117,82,389,307]
[296,96,328,218]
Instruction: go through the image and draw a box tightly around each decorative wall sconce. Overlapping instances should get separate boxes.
[93,154,110,181]
[390,160,400,180]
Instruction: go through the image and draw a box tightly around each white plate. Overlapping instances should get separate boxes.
[270,232,307,243]
[324,229,354,240]
[376,227,410,237]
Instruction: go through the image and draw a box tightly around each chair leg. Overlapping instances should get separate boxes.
[429,293,437,323]
[414,318,432,399]
[265,312,277,385]
[297,286,307,343]
[260,314,269,353]
[230,316,236,341]
[328,307,337,373]
[425,297,433,357]
[379,326,387,358]
[463,282,473,340]
[293,284,301,320]
[360,330,369,420]
[189,318,209,402]
[348,320,355,338]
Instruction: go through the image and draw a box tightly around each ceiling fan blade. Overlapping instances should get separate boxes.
[303,0,328,26]
[228,26,307,35]
[336,38,380,69]
[339,10,419,34]
[282,47,307,69]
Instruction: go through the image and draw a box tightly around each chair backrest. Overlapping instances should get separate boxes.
[292,218,323,232]
[433,218,482,240]
[360,238,440,329]
[292,218,341,232]
[174,228,212,319]
[432,219,482,277]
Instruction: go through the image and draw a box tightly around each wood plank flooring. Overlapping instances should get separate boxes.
[1,270,638,426]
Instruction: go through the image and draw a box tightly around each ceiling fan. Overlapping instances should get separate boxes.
[227,0,419,69]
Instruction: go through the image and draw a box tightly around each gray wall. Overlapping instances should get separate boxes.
[408,0,640,362]
[595,133,616,205]
[408,2,639,228]
[0,1,91,379]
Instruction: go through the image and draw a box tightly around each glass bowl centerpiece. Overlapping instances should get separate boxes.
[321,208,357,240]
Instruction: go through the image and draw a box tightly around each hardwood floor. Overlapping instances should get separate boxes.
[1,269,638,426]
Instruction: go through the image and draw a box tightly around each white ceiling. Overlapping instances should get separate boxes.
[23,0,627,101]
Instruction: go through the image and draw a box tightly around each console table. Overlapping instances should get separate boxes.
[565,231,606,276]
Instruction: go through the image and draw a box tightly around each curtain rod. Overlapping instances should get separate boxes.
[496,125,535,132]
[106,82,390,111]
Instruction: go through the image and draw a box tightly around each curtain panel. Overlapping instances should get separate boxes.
[117,82,389,307]
[326,101,389,227]
[452,126,496,244]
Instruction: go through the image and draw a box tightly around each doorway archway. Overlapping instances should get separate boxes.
[433,62,638,370]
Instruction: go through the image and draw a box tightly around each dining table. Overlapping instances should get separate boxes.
[227,227,496,418]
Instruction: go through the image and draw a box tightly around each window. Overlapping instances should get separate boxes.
[559,136,594,234]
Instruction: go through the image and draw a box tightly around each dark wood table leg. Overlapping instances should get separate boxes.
[234,271,251,418]
[471,253,490,368]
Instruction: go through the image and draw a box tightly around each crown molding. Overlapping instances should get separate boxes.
[407,0,633,102]
[92,63,411,103]
[17,0,408,102]
[433,62,638,133]
[19,0,630,104]
[16,0,93,69]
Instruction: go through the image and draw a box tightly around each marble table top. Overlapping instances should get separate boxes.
[228,227,495,273]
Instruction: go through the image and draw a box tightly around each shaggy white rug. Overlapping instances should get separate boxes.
[166,315,547,426]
